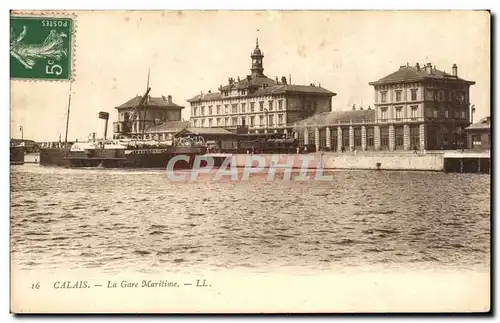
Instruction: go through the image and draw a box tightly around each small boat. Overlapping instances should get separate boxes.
[10,141,25,165]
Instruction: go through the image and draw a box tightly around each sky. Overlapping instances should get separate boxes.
[10,10,490,142]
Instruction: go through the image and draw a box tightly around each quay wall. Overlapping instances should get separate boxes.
[231,153,445,171]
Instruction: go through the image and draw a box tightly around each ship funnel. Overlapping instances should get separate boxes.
[99,112,110,140]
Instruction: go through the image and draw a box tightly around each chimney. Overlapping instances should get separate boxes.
[276,76,279,84]
[452,63,458,77]
[281,76,287,85]
[415,63,420,71]
[289,74,292,85]
[167,95,172,104]
[426,63,432,74]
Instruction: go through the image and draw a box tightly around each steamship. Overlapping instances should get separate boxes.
[40,84,206,169]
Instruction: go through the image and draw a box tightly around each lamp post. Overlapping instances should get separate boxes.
[19,125,23,141]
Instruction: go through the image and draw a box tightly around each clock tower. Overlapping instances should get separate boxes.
[250,38,264,77]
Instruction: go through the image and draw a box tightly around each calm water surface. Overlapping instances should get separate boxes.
[10,164,490,274]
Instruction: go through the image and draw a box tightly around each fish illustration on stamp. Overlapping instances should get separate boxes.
[10,16,73,80]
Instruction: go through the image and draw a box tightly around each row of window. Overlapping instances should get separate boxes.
[379,106,467,121]
[302,126,422,148]
[380,89,418,103]
[426,107,467,119]
[192,114,285,128]
[380,106,419,121]
[222,89,248,97]
[192,100,284,116]
[379,89,467,103]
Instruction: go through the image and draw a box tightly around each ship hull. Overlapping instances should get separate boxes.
[40,148,71,167]
[39,146,207,168]
[122,146,207,168]
[10,147,25,165]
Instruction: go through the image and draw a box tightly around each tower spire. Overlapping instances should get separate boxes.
[250,33,264,77]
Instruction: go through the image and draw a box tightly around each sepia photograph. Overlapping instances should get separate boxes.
[9,8,491,314]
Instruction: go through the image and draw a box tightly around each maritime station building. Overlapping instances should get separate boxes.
[187,40,337,137]
[294,62,476,151]
[112,39,476,152]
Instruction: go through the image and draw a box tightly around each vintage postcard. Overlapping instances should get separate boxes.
[10,10,491,314]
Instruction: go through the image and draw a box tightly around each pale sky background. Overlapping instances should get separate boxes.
[10,10,490,142]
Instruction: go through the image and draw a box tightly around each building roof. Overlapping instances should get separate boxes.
[174,127,235,137]
[220,75,276,91]
[188,82,336,102]
[116,95,184,109]
[465,116,491,131]
[146,120,190,133]
[294,109,376,126]
[369,63,475,86]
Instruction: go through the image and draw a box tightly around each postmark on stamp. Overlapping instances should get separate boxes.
[10,15,73,81]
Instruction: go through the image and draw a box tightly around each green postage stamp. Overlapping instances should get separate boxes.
[10,14,74,81]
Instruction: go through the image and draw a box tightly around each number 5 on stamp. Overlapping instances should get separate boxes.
[10,16,73,81]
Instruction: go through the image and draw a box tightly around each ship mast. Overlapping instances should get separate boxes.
[64,81,73,144]
[142,69,150,138]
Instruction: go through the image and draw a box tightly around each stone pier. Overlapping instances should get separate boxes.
[403,124,410,151]
[337,127,342,152]
[389,125,395,151]
[419,124,426,150]
[314,127,320,151]
[374,126,380,151]
[349,126,354,150]
[361,126,367,151]
[326,127,331,149]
